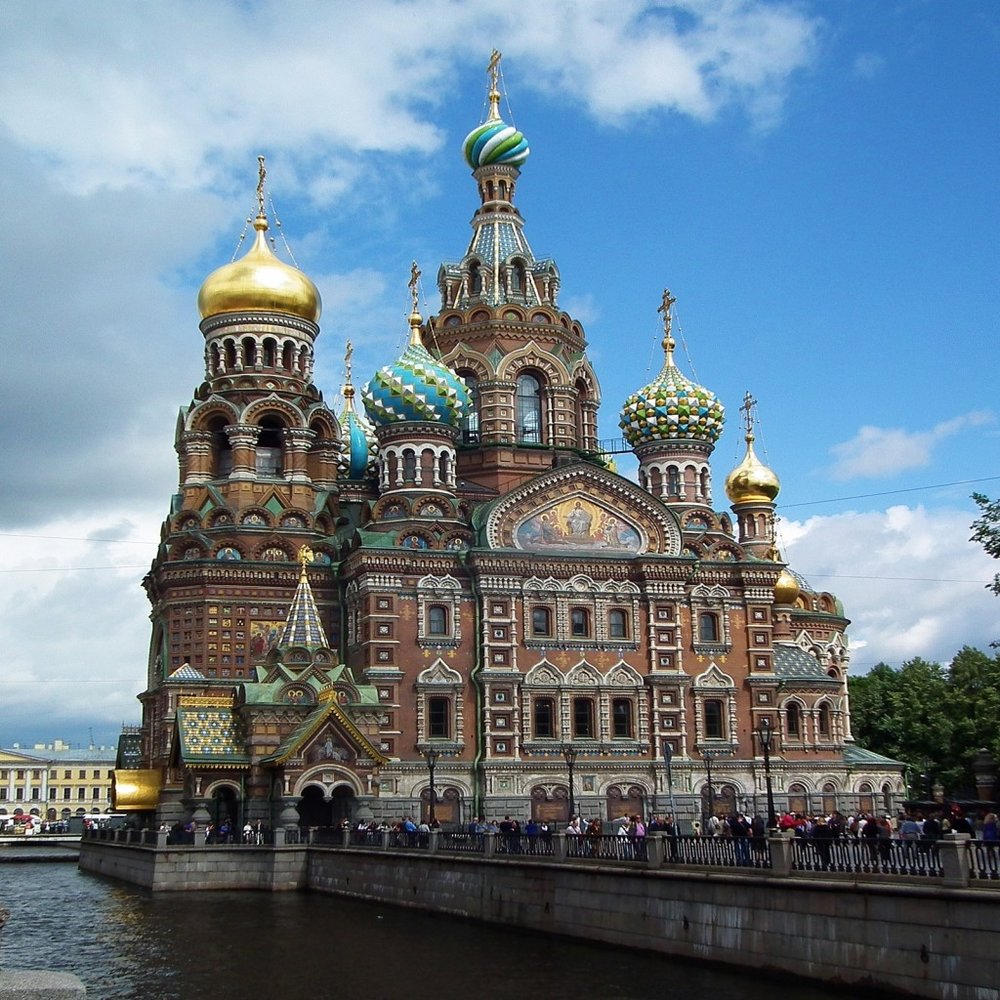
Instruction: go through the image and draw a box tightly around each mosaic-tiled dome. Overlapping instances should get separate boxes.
[362,311,470,427]
[463,116,530,169]
[338,376,378,480]
[619,336,725,447]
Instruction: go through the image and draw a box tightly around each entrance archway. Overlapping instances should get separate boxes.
[330,786,355,826]
[606,785,646,822]
[421,786,461,825]
[530,785,569,825]
[297,784,332,827]
[211,785,240,835]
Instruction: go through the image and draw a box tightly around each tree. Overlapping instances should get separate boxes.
[970,492,1000,599]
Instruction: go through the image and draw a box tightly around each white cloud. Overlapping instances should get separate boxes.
[782,504,999,672]
[828,411,994,480]
[852,52,885,79]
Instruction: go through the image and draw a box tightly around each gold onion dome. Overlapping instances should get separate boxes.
[198,213,322,323]
[725,431,780,504]
[773,567,800,605]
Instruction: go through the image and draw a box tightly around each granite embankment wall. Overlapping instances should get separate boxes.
[78,841,999,1000]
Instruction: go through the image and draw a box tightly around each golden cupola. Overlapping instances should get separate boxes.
[773,566,800,605]
[725,391,780,505]
[197,158,322,324]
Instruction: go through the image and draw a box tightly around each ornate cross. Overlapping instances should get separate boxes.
[256,155,266,217]
[740,390,757,437]
[657,288,676,336]
[408,261,421,312]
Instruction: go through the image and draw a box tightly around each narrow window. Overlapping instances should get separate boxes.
[469,261,482,294]
[531,607,552,637]
[612,698,633,738]
[428,697,450,739]
[786,702,801,737]
[573,697,594,738]
[608,609,628,639]
[256,419,284,477]
[698,612,719,643]
[570,608,590,638]
[533,697,554,739]
[427,605,448,636]
[459,373,480,444]
[704,698,724,739]
[516,374,542,443]
[818,702,831,737]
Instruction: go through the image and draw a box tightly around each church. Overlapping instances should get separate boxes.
[119,54,905,832]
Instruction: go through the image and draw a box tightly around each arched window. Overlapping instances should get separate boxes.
[256,419,284,477]
[608,609,628,639]
[822,782,837,815]
[209,418,233,478]
[242,336,257,368]
[818,702,832,738]
[510,261,526,293]
[788,782,809,815]
[786,702,801,737]
[704,698,725,739]
[667,467,681,494]
[402,450,417,482]
[612,698,633,739]
[533,697,555,739]
[573,697,594,738]
[516,374,542,443]
[531,607,552,637]
[262,338,277,367]
[427,605,449,637]
[698,612,719,643]
[459,372,480,444]
[427,697,450,739]
[570,608,590,638]
[469,261,482,295]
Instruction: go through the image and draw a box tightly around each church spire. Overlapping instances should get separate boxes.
[276,546,331,650]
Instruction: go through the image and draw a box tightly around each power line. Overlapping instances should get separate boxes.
[778,476,1000,511]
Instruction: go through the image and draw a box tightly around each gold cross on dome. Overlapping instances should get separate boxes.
[657,288,676,335]
[256,155,266,217]
[740,390,757,437]
[345,340,353,383]
[408,261,421,312]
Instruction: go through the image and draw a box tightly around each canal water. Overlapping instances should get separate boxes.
[0,862,850,1000]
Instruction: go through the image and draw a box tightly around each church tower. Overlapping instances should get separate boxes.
[429,52,601,493]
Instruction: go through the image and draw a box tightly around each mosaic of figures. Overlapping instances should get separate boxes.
[515,497,642,553]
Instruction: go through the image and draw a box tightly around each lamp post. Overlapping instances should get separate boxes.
[662,739,678,827]
[561,744,579,821]
[756,717,777,831]
[701,748,732,831]
[421,749,440,823]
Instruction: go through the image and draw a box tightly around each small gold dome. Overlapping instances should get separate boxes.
[725,433,780,504]
[774,567,800,605]
[198,215,321,323]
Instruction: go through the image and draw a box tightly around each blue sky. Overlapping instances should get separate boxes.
[1,0,998,748]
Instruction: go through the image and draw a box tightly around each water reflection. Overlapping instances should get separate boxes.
[1,863,847,1000]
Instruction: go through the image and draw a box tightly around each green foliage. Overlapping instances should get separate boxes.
[970,492,1000,599]
[848,647,1000,796]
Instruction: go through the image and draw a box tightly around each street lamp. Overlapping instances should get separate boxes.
[755,717,777,831]
[662,739,678,828]
[421,749,440,823]
[561,744,579,821]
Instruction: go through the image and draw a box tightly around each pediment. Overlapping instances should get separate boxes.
[607,663,643,687]
[694,662,735,689]
[416,659,464,686]
[524,662,563,686]
[483,464,681,556]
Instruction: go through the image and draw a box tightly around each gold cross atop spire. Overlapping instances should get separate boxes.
[408,260,421,312]
[657,288,677,356]
[345,340,354,384]
[256,155,266,218]
[740,390,757,439]
[487,49,502,121]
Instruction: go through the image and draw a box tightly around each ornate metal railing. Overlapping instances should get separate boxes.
[790,837,943,877]
[968,841,1000,880]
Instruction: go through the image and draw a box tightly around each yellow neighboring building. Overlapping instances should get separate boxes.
[0,741,117,826]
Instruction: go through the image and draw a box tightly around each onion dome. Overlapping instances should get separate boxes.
[337,342,378,479]
[725,392,780,504]
[197,158,321,323]
[619,292,724,447]
[462,50,529,169]
[774,567,800,605]
[198,213,321,323]
[362,270,471,427]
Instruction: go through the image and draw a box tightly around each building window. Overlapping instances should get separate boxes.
[787,702,801,737]
[77,789,86,801]
[428,697,450,739]
[427,604,449,636]
[570,608,590,638]
[818,702,832,737]
[516,374,542,443]
[704,698,725,739]
[698,612,720,643]
[573,697,594,738]
[608,609,628,639]
[533,698,555,739]
[531,606,552,637]
[612,698,633,738]
[63,788,71,800]
[460,372,480,444]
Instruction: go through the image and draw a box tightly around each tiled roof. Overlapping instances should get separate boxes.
[773,644,837,681]
[277,569,330,649]
[168,663,206,681]
[176,706,248,767]
[843,744,906,767]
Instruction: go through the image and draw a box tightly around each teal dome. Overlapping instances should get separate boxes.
[362,315,471,428]
[463,117,529,169]
[338,386,378,480]
[620,336,725,448]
